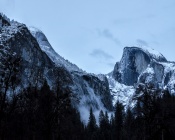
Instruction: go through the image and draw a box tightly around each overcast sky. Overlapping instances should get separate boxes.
[1,0,175,74]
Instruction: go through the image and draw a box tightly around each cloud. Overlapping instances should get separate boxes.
[90,49,114,60]
[97,29,121,45]
[103,29,113,38]
[136,39,149,47]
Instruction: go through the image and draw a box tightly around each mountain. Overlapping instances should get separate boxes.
[107,46,175,107]
[0,13,113,124]
[29,27,84,73]
[1,13,175,124]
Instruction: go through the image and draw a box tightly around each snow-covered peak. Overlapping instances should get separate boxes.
[140,46,167,62]
[124,47,167,62]
[28,26,43,37]
[109,46,175,108]
[28,26,84,73]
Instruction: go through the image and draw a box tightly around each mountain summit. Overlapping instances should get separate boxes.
[107,46,175,107]
[112,46,167,86]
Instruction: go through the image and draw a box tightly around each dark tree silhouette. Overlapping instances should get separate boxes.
[115,101,124,140]
[87,107,98,140]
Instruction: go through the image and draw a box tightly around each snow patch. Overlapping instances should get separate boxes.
[0,20,24,44]
[159,62,175,74]
[140,46,166,61]
[138,65,155,84]
[107,75,135,108]
[97,74,106,82]
[143,65,154,74]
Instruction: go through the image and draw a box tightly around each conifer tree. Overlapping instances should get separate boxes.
[123,107,134,140]
[115,101,124,140]
[99,110,105,129]
[105,111,110,128]
[87,107,98,140]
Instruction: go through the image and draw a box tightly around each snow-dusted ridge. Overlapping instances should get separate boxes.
[140,46,166,62]
[28,26,85,73]
[28,26,113,124]
[124,46,167,62]
[0,17,25,44]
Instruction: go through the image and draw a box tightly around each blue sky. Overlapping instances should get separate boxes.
[1,0,175,74]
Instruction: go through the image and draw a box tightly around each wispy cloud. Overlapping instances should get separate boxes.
[90,49,114,60]
[136,39,149,47]
[97,29,121,45]
[113,15,155,25]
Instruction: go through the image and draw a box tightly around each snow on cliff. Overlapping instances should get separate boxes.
[28,26,84,73]
[140,46,166,62]
[107,74,135,108]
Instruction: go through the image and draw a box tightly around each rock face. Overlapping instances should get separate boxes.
[29,27,83,72]
[28,27,113,113]
[0,14,113,123]
[108,47,175,106]
[112,47,167,86]
[0,16,73,91]
[0,13,10,28]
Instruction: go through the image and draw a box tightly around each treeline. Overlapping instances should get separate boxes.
[0,81,85,140]
[85,84,175,140]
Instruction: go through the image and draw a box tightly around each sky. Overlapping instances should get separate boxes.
[0,0,175,74]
